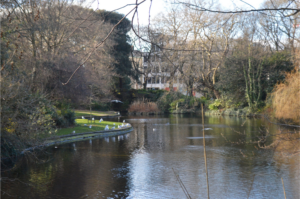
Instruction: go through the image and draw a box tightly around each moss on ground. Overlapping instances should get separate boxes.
[74,110,119,117]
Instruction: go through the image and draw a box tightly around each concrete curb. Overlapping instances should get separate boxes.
[44,126,133,146]
[20,127,133,155]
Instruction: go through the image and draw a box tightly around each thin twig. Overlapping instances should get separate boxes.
[281,177,287,199]
[247,175,255,199]
[177,1,299,16]
[172,168,192,199]
[62,0,147,85]
[202,103,210,199]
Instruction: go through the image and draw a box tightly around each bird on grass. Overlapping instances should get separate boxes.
[89,125,92,128]
[72,131,75,134]
[104,125,109,130]
[82,116,85,119]
[99,118,103,122]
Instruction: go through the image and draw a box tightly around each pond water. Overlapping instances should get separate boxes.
[1,115,299,199]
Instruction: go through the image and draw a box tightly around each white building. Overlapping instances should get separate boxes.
[130,49,202,98]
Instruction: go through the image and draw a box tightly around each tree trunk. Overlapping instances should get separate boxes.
[143,76,148,90]
[213,89,221,99]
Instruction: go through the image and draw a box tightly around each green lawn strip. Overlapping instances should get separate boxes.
[74,110,119,117]
[56,119,123,136]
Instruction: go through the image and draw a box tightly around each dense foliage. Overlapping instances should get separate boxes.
[217,47,294,111]
[1,71,55,159]
[1,2,134,159]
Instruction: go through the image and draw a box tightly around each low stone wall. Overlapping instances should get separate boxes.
[171,108,197,114]
[128,112,162,116]
[20,127,134,154]
[205,109,261,117]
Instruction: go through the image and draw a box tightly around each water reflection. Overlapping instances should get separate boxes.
[186,136,215,139]
[1,115,299,199]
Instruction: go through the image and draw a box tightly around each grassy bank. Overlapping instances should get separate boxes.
[57,119,123,136]
[74,110,119,117]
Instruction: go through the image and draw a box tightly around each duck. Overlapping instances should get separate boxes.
[203,128,213,130]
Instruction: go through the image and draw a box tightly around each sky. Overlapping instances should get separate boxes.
[90,0,265,25]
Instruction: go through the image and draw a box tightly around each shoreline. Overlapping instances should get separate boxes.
[18,126,133,156]
[44,126,133,147]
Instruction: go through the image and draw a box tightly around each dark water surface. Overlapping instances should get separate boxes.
[1,115,299,199]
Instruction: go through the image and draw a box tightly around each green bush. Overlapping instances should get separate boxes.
[52,100,76,127]
[91,101,110,111]
[168,96,203,111]
[170,99,185,110]
[52,108,75,127]
[135,89,165,102]
[156,92,185,112]
[208,99,222,110]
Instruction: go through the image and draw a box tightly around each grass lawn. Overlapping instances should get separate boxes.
[74,110,119,117]
[56,119,124,136]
